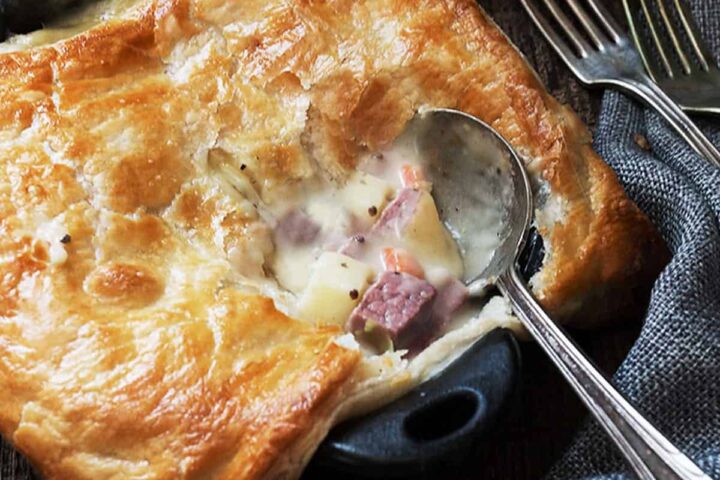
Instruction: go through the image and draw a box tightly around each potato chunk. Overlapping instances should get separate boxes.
[402,190,462,276]
[371,189,463,280]
[298,252,375,326]
[341,172,394,228]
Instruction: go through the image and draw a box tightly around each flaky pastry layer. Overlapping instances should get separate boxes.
[0,0,667,478]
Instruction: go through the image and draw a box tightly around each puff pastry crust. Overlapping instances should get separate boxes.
[0,0,667,478]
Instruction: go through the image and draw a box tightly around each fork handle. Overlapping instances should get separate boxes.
[497,267,711,480]
[622,75,720,168]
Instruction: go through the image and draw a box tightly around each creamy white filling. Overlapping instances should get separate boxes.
[267,145,466,300]
[257,133,507,354]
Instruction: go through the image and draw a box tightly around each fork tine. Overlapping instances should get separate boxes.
[672,0,716,71]
[655,0,693,74]
[566,0,610,51]
[639,0,678,78]
[540,0,593,58]
[521,0,587,61]
[623,0,667,81]
[585,0,624,44]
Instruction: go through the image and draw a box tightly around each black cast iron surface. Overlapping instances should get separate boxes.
[311,329,521,478]
[308,228,543,475]
[0,1,90,36]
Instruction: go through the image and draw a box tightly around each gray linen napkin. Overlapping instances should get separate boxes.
[547,1,720,478]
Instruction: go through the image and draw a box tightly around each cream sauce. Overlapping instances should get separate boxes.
[264,129,507,348]
[390,118,508,285]
[267,143,466,301]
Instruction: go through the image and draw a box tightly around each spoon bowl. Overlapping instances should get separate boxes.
[408,108,533,291]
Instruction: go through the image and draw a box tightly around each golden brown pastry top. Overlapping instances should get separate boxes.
[0,0,666,478]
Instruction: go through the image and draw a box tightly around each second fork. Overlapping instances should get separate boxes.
[522,0,720,168]
[624,0,720,115]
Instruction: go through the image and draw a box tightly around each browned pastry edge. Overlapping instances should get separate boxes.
[532,107,669,326]
[462,3,668,326]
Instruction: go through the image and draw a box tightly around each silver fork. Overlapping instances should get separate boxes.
[520,0,720,168]
[624,0,720,115]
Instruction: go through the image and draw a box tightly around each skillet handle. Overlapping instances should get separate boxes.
[310,328,520,478]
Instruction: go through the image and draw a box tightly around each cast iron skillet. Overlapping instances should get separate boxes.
[307,231,544,478]
[0,0,89,36]
[0,5,546,477]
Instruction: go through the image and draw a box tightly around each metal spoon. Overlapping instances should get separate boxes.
[410,108,710,480]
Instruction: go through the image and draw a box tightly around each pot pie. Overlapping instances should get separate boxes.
[0,0,668,478]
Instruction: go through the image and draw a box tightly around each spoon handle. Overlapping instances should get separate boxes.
[496,267,710,480]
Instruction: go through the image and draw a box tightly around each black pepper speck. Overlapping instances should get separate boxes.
[60,234,72,244]
[349,289,359,300]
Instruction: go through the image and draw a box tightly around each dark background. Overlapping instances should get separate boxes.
[0,1,645,479]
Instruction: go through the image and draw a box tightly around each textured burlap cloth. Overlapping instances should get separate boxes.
[548,1,720,478]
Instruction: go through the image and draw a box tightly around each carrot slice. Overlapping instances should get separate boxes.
[381,247,425,278]
[400,164,431,191]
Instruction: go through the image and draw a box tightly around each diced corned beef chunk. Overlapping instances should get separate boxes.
[338,188,421,258]
[274,209,320,245]
[371,188,422,235]
[432,277,469,326]
[347,271,436,349]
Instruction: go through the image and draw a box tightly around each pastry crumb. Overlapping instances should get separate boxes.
[633,133,651,151]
